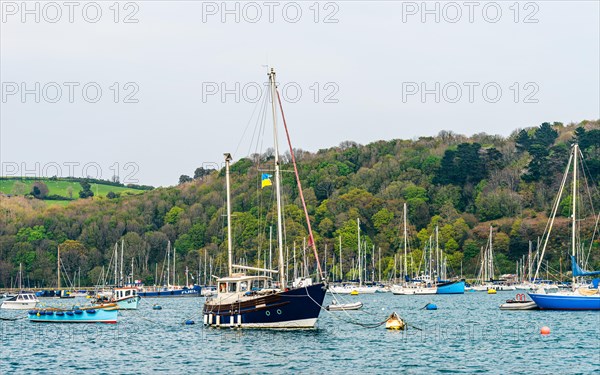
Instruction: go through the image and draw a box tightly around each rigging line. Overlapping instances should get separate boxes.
[578,148,600,266]
[233,86,267,160]
[251,85,270,162]
[302,285,389,329]
[533,151,573,281]
[275,88,324,281]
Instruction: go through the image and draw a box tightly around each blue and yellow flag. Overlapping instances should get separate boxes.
[261,173,272,188]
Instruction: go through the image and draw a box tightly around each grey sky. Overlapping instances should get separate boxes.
[1,1,598,187]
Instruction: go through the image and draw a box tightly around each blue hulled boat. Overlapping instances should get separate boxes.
[528,290,599,310]
[436,280,465,294]
[527,144,600,311]
[28,305,118,323]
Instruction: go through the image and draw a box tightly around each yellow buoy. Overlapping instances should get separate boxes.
[488,288,497,294]
[385,312,406,330]
[350,290,359,295]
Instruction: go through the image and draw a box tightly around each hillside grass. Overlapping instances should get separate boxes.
[0,178,146,203]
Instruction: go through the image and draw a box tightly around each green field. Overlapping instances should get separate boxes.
[0,178,146,203]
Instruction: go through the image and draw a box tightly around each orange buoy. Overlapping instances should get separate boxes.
[540,326,550,335]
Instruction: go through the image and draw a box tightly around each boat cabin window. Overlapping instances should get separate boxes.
[228,282,237,293]
[219,282,227,293]
[252,279,265,290]
[239,281,248,292]
[125,290,131,297]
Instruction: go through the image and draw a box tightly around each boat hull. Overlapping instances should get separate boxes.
[116,295,141,310]
[138,286,201,298]
[500,301,538,310]
[326,301,363,311]
[528,293,600,310]
[1,300,38,310]
[29,309,118,323]
[392,286,437,295]
[436,281,465,294]
[203,283,327,328]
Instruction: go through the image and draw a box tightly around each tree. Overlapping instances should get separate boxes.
[165,206,184,224]
[66,186,74,199]
[12,181,27,195]
[31,181,49,199]
[194,167,214,180]
[106,191,119,199]
[179,175,193,184]
[79,181,94,198]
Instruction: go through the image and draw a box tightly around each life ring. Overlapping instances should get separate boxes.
[298,281,303,287]
[516,293,525,301]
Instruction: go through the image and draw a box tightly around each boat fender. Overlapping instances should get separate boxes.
[66,311,74,316]
[426,303,438,310]
[56,312,64,316]
[87,309,96,314]
[185,320,195,325]
[28,310,37,315]
[74,310,83,315]
[46,311,54,315]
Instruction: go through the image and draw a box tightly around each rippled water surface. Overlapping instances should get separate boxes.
[1,292,599,374]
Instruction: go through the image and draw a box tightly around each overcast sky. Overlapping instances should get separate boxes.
[1,1,599,187]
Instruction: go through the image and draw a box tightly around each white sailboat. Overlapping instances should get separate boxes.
[470,226,515,292]
[392,206,437,295]
[1,263,39,310]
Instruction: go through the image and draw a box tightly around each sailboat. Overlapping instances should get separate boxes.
[392,203,437,295]
[136,241,201,298]
[1,263,39,310]
[471,227,515,292]
[202,69,327,328]
[528,144,600,310]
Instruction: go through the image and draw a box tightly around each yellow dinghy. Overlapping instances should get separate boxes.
[385,312,405,330]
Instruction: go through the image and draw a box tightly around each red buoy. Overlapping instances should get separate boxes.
[540,326,550,335]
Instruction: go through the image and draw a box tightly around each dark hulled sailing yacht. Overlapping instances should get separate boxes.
[203,69,327,328]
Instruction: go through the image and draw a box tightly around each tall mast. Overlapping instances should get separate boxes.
[324,244,328,280]
[378,247,381,283]
[339,235,343,281]
[269,68,286,289]
[57,246,61,290]
[173,246,176,285]
[435,225,439,281]
[167,241,170,286]
[528,241,532,282]
[114,242,118,286]
[225,152,233,276]
[357,218,362,286]
[403,203,408,278]
[120,239,124,287]
[571,144,578,285]
[269,226,273,270]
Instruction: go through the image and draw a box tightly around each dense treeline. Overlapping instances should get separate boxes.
[1,121,599,288]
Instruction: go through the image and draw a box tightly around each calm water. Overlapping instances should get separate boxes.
[1,292,599,374]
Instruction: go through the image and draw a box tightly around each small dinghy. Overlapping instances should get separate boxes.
[325,300,363,311]
[500,293,538,310]
[385,312,406,330]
